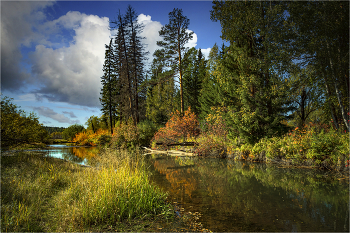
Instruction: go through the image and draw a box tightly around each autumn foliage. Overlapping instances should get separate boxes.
[73,129,111,146]
[151,107,200,149]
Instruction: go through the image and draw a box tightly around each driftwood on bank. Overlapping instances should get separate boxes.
[155,142,198,146]
[142,147,195,157]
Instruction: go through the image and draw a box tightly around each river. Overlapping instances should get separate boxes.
[44,145,349,232]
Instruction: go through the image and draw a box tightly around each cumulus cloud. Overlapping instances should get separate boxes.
[200,48,211,59]
[137,14,162,60]
[2,4,200,109]
[33,106,80,124]
[185,29,197,49]
[1,1,54,91]
[30,11,111,107]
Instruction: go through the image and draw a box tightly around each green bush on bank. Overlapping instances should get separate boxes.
[236,124,349,168]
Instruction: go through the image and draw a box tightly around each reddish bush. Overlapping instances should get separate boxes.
[152,107,199,149]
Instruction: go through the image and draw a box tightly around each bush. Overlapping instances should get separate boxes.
[242,123,349,168]
[111,119,139,149]
[62,124,85,141]
[73,129,111,146]
[137,120,160,146]
[151,107,199,149]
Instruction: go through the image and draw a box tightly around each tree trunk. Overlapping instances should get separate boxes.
[326,40,349,130]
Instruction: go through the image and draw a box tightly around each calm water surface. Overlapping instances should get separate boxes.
[46,145,99,165]
[45,146,349,232]
[145,155,349,232]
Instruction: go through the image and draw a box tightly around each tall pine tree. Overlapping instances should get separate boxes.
[157,8,193,115]
[100,38,117,134]
[110,6,148,125]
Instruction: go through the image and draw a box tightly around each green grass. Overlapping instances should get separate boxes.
[1,149,175,232]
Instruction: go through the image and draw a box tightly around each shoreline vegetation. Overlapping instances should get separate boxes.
[1,149,209,232]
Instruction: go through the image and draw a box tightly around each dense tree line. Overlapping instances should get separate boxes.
[1,96,49,148]
[99,2,348,144]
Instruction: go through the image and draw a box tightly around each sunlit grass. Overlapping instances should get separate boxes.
[1,149,174,232]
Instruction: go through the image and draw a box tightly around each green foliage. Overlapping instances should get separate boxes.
[287,1,349,131]
[199,43,223,120]
[100,38,118,134]
[146,49,176,124]
[111,118,139,149]
[43,126,66,134]
[85,115,107,133]
[211,2,294,144]
[1,96,49,148]
[182,48,206,115]
[137,120,160,146]
[246,124,349,168]
[62,124,85,141]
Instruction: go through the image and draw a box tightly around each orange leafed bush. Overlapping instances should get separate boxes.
[152,107,199,149]
[73,129,111,146]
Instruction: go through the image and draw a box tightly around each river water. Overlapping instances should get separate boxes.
[45,146,349,232]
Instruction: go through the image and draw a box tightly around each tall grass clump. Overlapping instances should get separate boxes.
[54,149,173,230]
[1,152,78,232]
[1,150,174,232]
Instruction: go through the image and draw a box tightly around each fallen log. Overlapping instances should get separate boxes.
[155,142,198,146]
[142,147,195,157]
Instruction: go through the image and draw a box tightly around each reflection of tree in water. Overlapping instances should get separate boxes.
[149,156,349,232]
[60,147,99,164]
[72,147,99,160]
[61,148,85,163]
[153,157,198,198]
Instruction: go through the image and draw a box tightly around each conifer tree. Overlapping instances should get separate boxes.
[125,5,148,124]
[211,1,294,144]
[146,49,176,124]
[157,8,193,115]
[199,43,223,119]
[110,6,148,125]
[182,48,206,115]
[100,38,117,134]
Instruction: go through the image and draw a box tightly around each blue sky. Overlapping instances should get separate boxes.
[1,1,225,128]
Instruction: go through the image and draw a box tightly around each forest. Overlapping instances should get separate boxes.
[94,2,349,167]
[2,1,349,167]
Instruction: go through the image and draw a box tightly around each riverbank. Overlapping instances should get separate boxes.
[1,149,190,232]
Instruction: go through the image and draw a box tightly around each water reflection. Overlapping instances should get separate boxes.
[47,145,99,165]
[146,155,349,232]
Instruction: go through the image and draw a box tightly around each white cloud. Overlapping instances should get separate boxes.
[137,14,162,60]
[30,11,111,107]
[201,48,211,59]
[185,29,197,49]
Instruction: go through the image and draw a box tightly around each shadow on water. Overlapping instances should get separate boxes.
[145,155,349,232]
